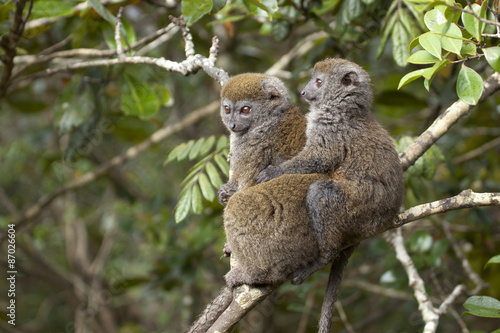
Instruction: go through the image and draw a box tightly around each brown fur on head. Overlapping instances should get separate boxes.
[313,58,364,74]
[221,73,271,101]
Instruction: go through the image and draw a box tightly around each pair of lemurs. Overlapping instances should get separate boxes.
[218,58,404,331]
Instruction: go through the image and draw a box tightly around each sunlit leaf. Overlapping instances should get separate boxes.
[216,136,229,150]
[181,0,212,25]
[462,3,487,42]
[421,58,450,91]
[214,153,230,177]
[398,68,425,89]
[191,183,203,214]
[406,50,439,64]
[457,64,483,105]
[419,32,441,59]
[206,161,224,188]
[199,136,217,156]
[189,138,207,160]
[198,172,216,201]
[485,255,500,269]
[174,189,191,223]
[424,8,447,31]
[483,47,500,72]
[462,296,500,318]
[436,22,462,56]
[177,140,195,161]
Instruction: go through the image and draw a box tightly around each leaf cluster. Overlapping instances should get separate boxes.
[398,0,500,105]
[165,136,230,222]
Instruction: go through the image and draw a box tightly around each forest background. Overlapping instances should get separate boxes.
[0,0,499,332]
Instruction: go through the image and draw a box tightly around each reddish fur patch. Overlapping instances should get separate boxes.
[221,73,270,101]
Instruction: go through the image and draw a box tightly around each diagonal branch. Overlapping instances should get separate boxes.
[394,190,500,227]
[399,72,500,171]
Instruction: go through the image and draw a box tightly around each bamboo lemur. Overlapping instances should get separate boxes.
[257,58,404,284]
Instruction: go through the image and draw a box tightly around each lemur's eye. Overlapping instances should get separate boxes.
[241,106,251,114]
[315,78,323,87]
[224,105,231,114]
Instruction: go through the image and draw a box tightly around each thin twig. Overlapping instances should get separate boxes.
[115,7,125,60]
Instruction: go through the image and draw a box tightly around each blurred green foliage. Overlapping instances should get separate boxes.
[0,0,499,332]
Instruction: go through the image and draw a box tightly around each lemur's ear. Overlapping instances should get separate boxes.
[341,72,359,87]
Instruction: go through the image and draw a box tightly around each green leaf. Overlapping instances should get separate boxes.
[392,21,410,67]
[457,64,483,105]
[377,12,398,58]
[399,9,420,40]
[337,0,364,27]
[54,79,95,135]
[121,74,160,119]
[424,8,447,31]
[189,138,207,160]
[198,172,216,201]
[216,136,229,150]
[206,161,224,188]
[485,255,500,269]
[191,183,203,214]
[214,153,230,177]
[398,68,425,89]
[421,58,450,91]
[436,22,462,56]
[483,47,500,72]
[461,42,477,57]
[181,0,212,25]
[462,296,500,318]
[211,0,227,14]
[419,32,442,59]
[462,3,486,42]
[165,143,185,165]
[199,136,217,156]
[88,0,116,24]
[30,0,76,19]
[408,36,420,53]
[406,50,440,64]
[246,0,278,20]
[272,20,291,42]
[177,140,195,161]
[174,189,191,223]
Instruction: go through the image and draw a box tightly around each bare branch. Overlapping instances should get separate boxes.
[453,136,500,164]
[115,8,125,60]
[387,229,440,333]
[394,190,500,228]
[399,72,500,171]
[442,221,487,293]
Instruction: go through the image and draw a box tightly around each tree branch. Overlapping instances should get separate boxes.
[387,229,466,333]
[0,0,33,98]
[394,190,500,228]
[399,72,500,171]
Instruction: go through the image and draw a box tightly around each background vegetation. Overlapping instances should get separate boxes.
[0,0,499,332]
